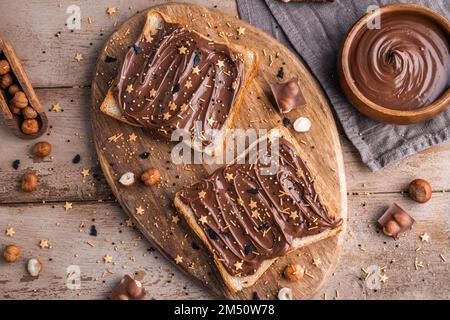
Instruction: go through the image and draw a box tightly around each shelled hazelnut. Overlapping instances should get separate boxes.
[8,84,20,95]
[21,119,39,135]
[409,179,432,203]
[0,60,10,75]
[23,106,38,119]
[9,104,21,115]
[27,258,43,277]
[0,73,13,89]
[11,91,28,109]
[283,263,305,282]
[3,244,20,263]
[141,168,161,186]
[21,171,38,192]
[32,141,52,157]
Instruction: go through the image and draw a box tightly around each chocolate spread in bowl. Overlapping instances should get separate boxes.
[350,11,450,111]
[179,137,342,276]
[114,18,244,143]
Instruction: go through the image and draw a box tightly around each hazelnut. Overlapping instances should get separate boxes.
[409,179,432,203]
[382,220,401,238]
[8,84,20,95]
[0,73,13,89]
[9,104,21,115]
[283,263,305,282]
[21,171,38,192]
[23,106,38,119]
[27,258,43,276]
[392,211,412,229]
[277,287,293,300]
[3,244,20,263]
[21,119,39,135]
[117,294,129,300]
[0,60,10,75]
[32,141,52,157]
[141,168,161,186]
[127,280,144,298]
[11,91,28,109]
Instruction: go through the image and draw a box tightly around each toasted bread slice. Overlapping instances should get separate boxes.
[100,10,259,157]
[174,127,343,292]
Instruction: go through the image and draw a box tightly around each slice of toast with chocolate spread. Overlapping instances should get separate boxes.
[174,127,343,292]
[100,10,259,157]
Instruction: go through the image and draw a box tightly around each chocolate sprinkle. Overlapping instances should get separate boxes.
[193,53,201,67]
[12,160,20,170]
[244,243,253,255]
[252,292,261,300]
[72,154,81,164]
[191,242,201,250]
[207,228,218,241]
[247,188,259,194]
[173,83,181,93]
[89,225,97,237]
[105,55,118,63]
[277,67,285,79]
[132,44,142,54]
[139,152,150,159]
[282,117,291,127]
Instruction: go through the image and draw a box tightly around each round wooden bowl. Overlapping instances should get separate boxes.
[338,4,450,125]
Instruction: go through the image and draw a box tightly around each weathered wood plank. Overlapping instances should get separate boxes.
[0,0,237,88]
[1,193,448,300]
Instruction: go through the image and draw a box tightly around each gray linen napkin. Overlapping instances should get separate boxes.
[236,0,450,171]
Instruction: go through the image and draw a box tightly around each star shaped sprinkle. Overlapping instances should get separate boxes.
[162,112,172,120]
[237,27,246,35]
[234,260,243,271]
[312,258,322,267]
[175,255,183,264]
[168,101,177,111]
[178,46,188,54]
[126,84,134,94]
[192,66,200,75]
[136,206,145,215]
[199,216,208,225]
[103,254,113,263]
[296,169,303,178]
[150,88,157,98]
[225,173,233,182]
[251,210,260,219]
[207,117,216,126]
[185,80,193,89]
[249,200,257,209]
[231,80,237,90]
[420,233,430,242]
[64,202,73,211]
[74,53,84,62]
[216,60,225,69]
[289,211,299,220]
[198,191,207,199]
[171,215,180,224]
[51,103,62,112]
[128,133,138,142]
[106,7,118,16]
[5,227,15,237]
[237,198,245,206]
[380,274,388,283]
[39,239,50,249]
[81,168,90,177]
[126,218,134,227]
[180,103,189,111]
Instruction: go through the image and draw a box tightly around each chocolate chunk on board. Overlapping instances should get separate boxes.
[378,203,415,240]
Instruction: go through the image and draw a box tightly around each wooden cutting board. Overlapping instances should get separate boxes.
[91,3,347,300]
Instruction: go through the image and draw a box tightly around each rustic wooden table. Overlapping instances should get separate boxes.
[0,0,448,300]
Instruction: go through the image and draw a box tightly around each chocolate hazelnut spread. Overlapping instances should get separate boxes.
[350,11,450,110]
[179,137,342,276]
[114,18,244,143]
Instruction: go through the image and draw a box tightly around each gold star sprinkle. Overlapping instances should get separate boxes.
[136,206,145,215]
[106,7,118,16]
[126,219,134,227]
[128,133,138,142]
[234,260,243,271]
[251,210,260,219]
[185,80,193,89]
[168,101,177,111]
[231,80,237,90]
[180,103,189,111]
[216,60,225,69]
[81,168,90,177]
[74,52,84,62]
[207,117,216,126]
[51,103,62,112]
[171,215,180,224]
[199,215,208,225]
[192,66,200,75]
[198,191,207,200]
[64,202,73,211]
[312,258,322,267]
[39,239,50,249]
[162,112,172,120]
[150,88,157,98]
[237,198,244,206]
[225,173,233,182]
[380,274,388,283]
[420,233,430,242]
[103,254,113,263]
[296,169,303,178]
[175,255,183,264]
[237,27,246,35]
[249,200,257,209]
[289,211,299,220]
[126,84,134,94]
[178,46,188,54]
[5,227,15,237]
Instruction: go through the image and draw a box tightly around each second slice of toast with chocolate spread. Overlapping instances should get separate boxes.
[174,127,343,292]
[100,10,259,157]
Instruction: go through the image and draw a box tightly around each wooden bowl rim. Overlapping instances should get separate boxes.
[340,3,450,120]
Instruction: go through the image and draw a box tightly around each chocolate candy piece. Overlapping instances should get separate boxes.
[270,77,307,114]
[109,275,146,300]
[378,203,415,240]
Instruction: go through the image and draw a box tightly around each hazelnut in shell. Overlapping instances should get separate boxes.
[32,141,52,157]
[409,179,432,203]
[382,220,401,238]
[11,91,28,109]
[3,244,20,263]
[21,119,40,135]
[141,168,161,186]
[1,73,13,89]
[0,60,10,75]
[283,263,305,282]
[8,84,20,95]
[21,171,38,192]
